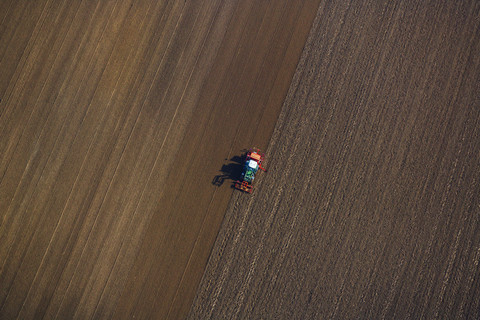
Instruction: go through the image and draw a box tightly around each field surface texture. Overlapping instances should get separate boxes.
[190,0,480,319]
[0,0,318,319]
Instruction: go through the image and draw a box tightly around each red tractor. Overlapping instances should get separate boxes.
[234,148,267,193]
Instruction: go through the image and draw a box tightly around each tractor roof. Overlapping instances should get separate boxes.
[248,159,258,169]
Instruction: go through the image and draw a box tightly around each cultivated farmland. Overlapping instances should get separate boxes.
[1,0,479,319]
[0,0,318,319]
[190,1,480,319]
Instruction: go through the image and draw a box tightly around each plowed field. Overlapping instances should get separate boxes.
[190,1,480,319]
[0,0,318,319]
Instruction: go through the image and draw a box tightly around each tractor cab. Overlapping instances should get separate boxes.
[235,148,267,193]
[242,159,259,183]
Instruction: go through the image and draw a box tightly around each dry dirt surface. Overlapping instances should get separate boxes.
[0,0,319,319]
[190,1,480,319]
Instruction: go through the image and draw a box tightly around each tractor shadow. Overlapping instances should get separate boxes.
[212,155,244,188]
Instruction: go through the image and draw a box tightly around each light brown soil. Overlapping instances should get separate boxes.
[189,1,480,319]
[0,0,318,319]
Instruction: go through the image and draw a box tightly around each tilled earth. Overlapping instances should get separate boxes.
[2,0,480,319]
[190,1,480,319]
[0,0,318,319]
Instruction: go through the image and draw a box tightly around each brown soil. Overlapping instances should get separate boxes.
[0,0,318,319]
[189,1,480,319]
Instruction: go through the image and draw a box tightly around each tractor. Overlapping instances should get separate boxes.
[234,148,267,193]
